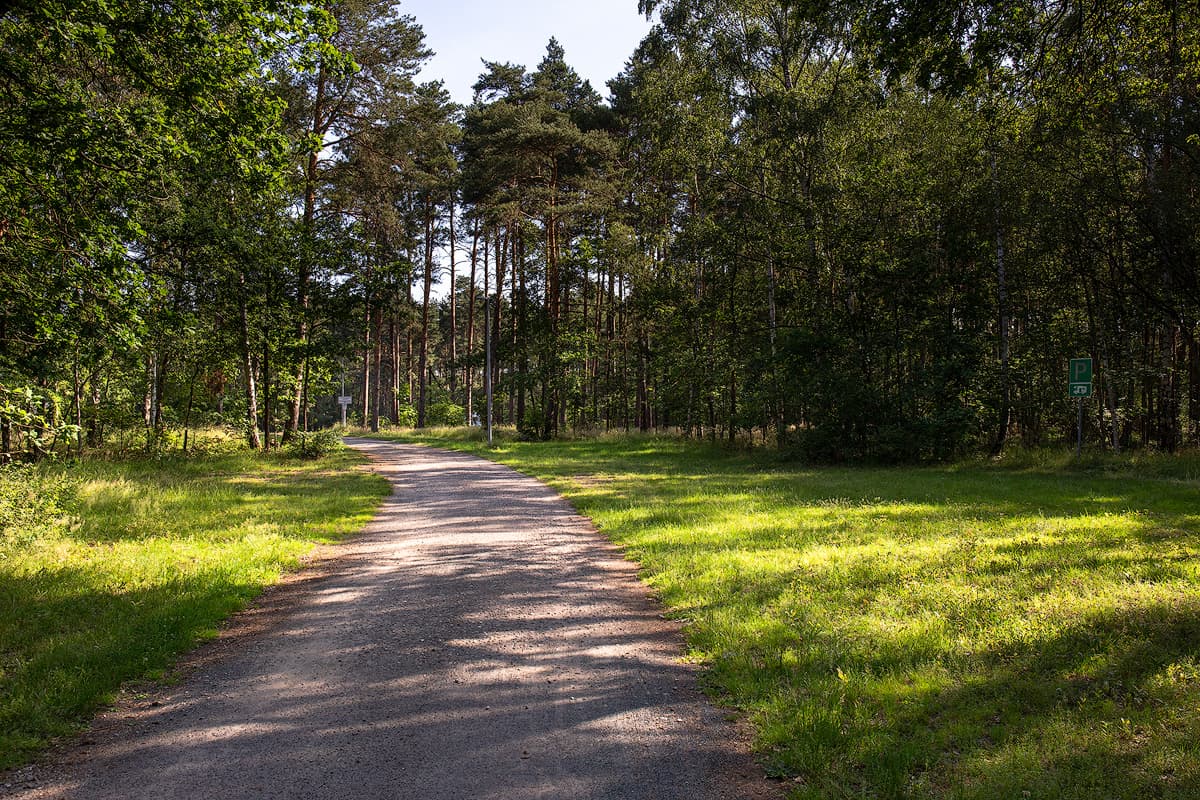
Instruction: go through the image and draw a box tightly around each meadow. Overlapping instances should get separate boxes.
[380,429,1200,800]
[0,446,389,769]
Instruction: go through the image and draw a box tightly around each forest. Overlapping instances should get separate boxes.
[2,0,1198,462]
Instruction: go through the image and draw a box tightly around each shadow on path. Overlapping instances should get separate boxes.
[6,440,777,800]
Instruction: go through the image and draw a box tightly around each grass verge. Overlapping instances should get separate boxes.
[376,428,1200,800]
[0,447,389,770]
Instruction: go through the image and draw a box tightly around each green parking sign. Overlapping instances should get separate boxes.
[1069,358,1093,398]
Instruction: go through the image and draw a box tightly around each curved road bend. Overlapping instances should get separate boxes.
[6,440,779,800]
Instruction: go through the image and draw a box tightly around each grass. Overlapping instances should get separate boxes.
[0,446,389,770]
[374,428,1200,800]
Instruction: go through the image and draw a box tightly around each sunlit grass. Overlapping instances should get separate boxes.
[0,448,389,769]
[377,430,1200,800]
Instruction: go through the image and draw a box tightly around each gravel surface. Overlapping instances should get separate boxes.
[4,440,780,800]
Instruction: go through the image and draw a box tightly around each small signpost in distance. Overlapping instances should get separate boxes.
[1069,358,1093,456]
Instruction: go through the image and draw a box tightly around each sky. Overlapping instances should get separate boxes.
[398,0,655,105]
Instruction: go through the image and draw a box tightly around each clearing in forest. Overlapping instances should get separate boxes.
[382,431,1200,800]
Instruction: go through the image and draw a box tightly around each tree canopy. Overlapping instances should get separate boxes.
[4,0,1199,461]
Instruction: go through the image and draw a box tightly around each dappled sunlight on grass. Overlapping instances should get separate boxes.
[0,448,389,769]
[382,430,1200,800]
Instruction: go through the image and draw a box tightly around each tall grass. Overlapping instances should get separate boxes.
[381,431,1200,800]
[0,447,389,769]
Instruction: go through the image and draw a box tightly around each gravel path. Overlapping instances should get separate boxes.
[5,440,779,800]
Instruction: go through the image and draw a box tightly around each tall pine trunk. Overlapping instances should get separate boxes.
[990,150,1011,456]
[362,298,373,432]
[417,204,435,428]
[287,61,327,444]
[513,229,523,428]
[465,223,482,424]
[391,315,402,423]
[87,372,102,448]
[493,226,506,418]
[372,307,382,432]
[261,341,271,451]
[239,273,261,450]
[482,233,491,428]
[448,201,458,400]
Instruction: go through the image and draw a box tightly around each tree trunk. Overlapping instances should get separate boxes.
[580,243,590,430]
[637,334,650,434]
[617,272,630,433]
[372,306,382,432]
[418,204,435,428]
[1159,324,1182,451]
[300,356,310,433]
[513,229,524,428]
[239,277,261,450]
[591,259,603,427]
[607,261,617,431]
[485,294,494,439]
[728,369,738,444]
[262,341,271,452]
[390,315,401,423]
[287,61,328,444]
[87,372,102,448]
[545,193,563,437]
[0,312,8,457]
[154,354,169,436]
[406,277,415,406]
[546,170,560,330]
[448,201,458,400]
[182,369,198,455]
[362,299,373,432]
[1189,327,1200,446]
[494,226,506,412]
[482,233,491,427]
[990,151,1011,456]
[143,351,155,441]
[466,223,482,424]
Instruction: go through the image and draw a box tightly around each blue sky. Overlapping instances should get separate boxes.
[398,0,655,105]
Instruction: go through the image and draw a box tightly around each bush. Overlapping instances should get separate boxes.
[395,404,417,428]
[0,386,82,460]
[0,465,76,550]
[286,428,343,460]
[426,401,464,427]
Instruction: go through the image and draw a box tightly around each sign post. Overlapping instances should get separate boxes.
[337,375,352,427]
[1069,358,1093,456]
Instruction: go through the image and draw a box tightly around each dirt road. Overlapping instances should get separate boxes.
[5,440,778,800]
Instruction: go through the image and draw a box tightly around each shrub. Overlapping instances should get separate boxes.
[0,386,82,460]
[426,401,464,427]
[287,428,343,460]
[0,465,76,550]
[394,404,417,428]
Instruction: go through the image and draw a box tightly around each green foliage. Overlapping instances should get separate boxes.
[516,404,549,442]
[424,401,465,428]
[0,448,389,769]
[7,0,1200,546]
[605,0,1200,458]
[0,386,82,460]
[394,404,418,428]
[285,428,344,459]
[0,0,330,388]
[0,466,77,550]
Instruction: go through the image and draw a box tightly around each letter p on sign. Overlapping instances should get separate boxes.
[1069,358,1094,398]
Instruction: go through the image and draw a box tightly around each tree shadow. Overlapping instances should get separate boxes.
[7,441,771,799]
